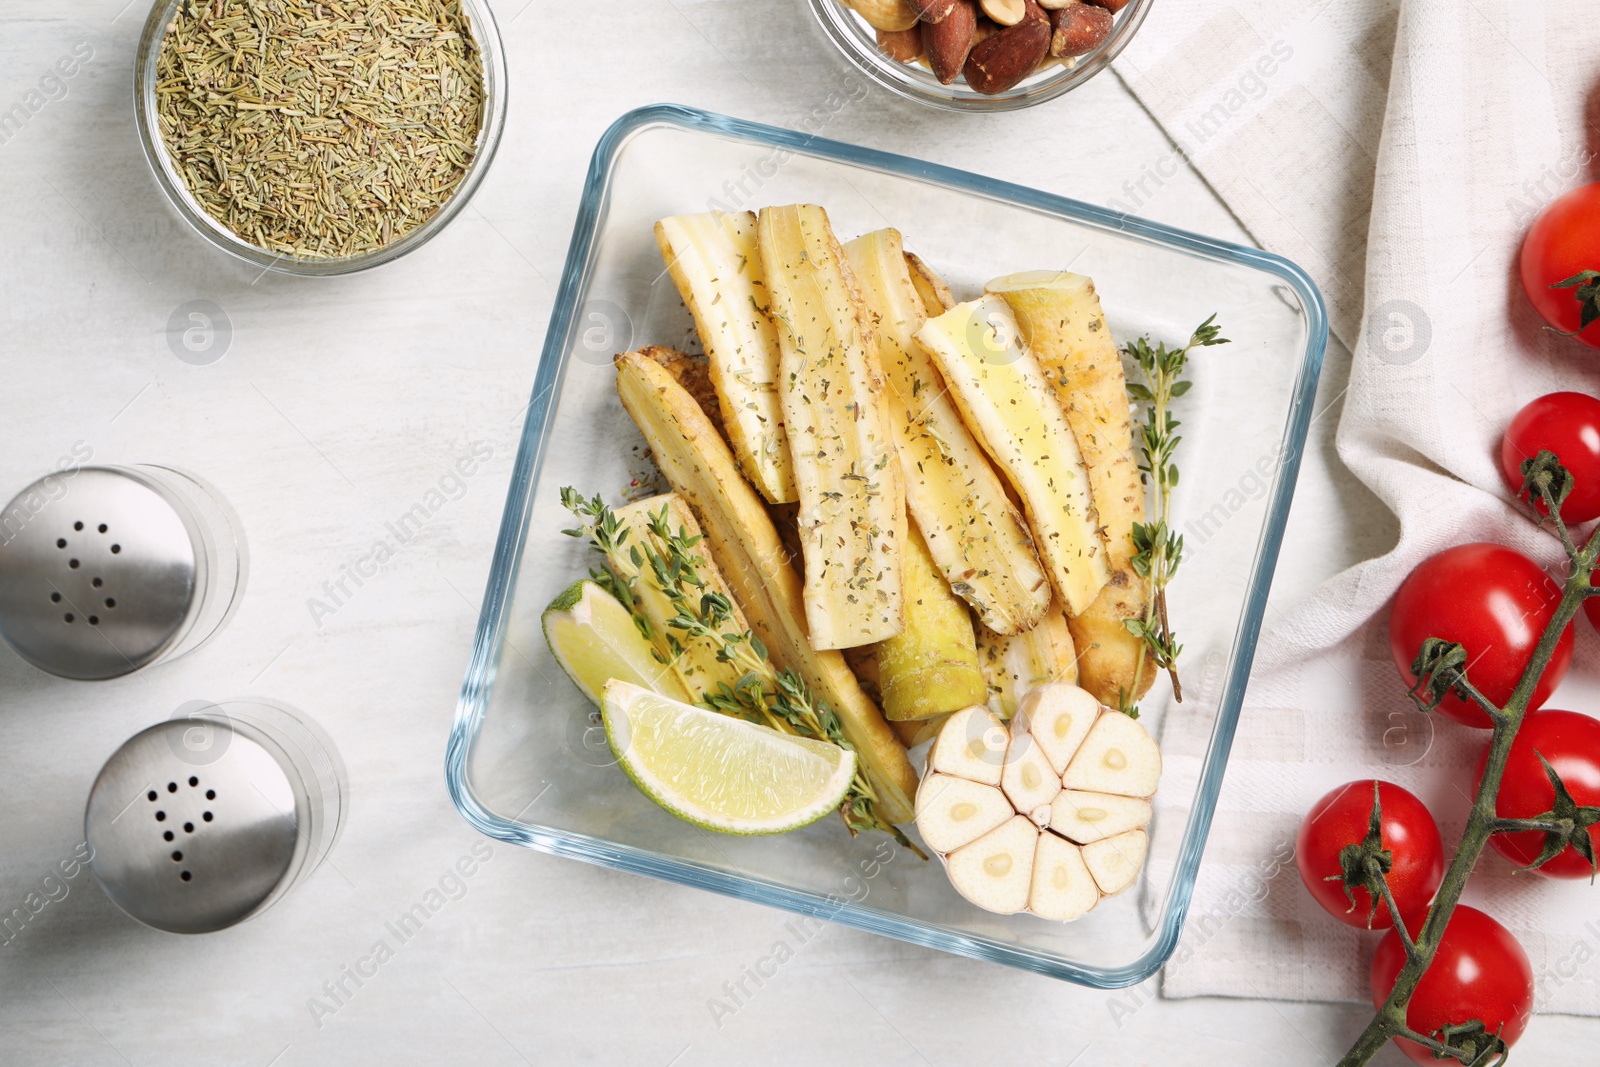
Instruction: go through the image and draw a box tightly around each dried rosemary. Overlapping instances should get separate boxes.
[155,0,485,259]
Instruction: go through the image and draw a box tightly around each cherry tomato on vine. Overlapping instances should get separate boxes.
[1296,780,1444,929]
[1499,392,1600,522]
[1585,590,1600,640]
[1521,182,1600,348]
[1389,544,1574,729]
[1476,708,1600,878]
[1370,906,1533,1066]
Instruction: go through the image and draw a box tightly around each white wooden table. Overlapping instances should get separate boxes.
[2,2,1593,1063]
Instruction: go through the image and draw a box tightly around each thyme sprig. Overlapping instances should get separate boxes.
[560,488,917,852]
[1120,314,1229,715]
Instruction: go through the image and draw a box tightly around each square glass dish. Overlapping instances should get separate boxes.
[447,104,1327,987]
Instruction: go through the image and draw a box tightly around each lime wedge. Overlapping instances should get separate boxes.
[542,579,688,707]
[601,680,856,834]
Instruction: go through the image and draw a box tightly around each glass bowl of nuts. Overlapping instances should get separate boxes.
[134,0,508,276]
[807,0,1149,112]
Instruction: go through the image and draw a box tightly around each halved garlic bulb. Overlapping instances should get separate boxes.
[915,683,1162,921]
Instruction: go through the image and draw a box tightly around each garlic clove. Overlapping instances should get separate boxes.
[1029,831,1100,921]
[929,705,1009,786]
[1049,790,1152,844]
[945,815,1039,914]
[1018,682,1099,776]
[915,773,1014,853]
[1062,709,1161,797]
[1001,719,1062,814]
[1082,828,1148,896]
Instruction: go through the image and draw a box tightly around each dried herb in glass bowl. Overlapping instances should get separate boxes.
[154,0,486,260]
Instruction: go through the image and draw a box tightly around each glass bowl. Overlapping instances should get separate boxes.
[807,0,1154,112]
[133,0,508,277]
[447,104,1327,987]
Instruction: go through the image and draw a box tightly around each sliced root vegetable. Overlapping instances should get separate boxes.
[846,228,1050,636]
[655,214,796,504]
[905,252,956,315]
[873,520,989,720]
[633,346,726,445]
[841,642,883,706]
[914,682,1159,919]
[614,348,919,824]
[1062,593,1155,711]
[915,773,1015,853]
[1063,709,1162,797]
[986,270,1153,707]
[759,204,906,650]
[892,714,949,749]
[946,815,1039,914]
[1082,828,1148,896]
[611,494,749,701]
[976,600,1079,718]
[1030,832,1099,922]
[927,705,1009,786]
[1049,790,1152,845]
[915,296,1111,616]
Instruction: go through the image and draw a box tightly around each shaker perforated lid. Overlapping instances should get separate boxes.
[0,468,200,680]
[85,702,345,935]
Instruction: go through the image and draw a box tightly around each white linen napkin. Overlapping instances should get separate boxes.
[1115,0,1600,1014]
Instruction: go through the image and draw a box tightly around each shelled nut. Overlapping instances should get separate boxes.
[908,0,958,20]
[963,0,1050,94]
[849,0,920,32]
[877,26,926,61]
[1049,1,1113,58]
[979,0,1026,26]
[922,0,978,83]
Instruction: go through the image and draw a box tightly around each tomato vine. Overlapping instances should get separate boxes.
[1340,451,1600,1066]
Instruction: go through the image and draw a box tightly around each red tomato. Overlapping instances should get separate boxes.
[1296,780,1444,929]
[1499,392,1600,523]
[1476,708,1600,878]
[1520,182,1600,348]
[1371,906,1534,1065]
[1389,544,1573,729]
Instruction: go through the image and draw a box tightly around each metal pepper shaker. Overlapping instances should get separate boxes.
[84,699,346,934]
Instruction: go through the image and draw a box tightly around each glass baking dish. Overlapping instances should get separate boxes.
[447,104,1327,987]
